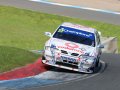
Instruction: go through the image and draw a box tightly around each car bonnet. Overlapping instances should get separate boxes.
[47,38,96,56]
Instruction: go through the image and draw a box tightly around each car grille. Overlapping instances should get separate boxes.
[61,50,68,54]
[56,62,78,69]
[61,50,79,56]
[62,59,78,65]
[71,53,79,56]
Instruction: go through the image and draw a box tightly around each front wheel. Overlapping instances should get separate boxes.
[92,59,100,73]
[96,58,100,67]
[42,56,46,64]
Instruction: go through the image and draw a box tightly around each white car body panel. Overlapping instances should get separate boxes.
[42,22,103,73]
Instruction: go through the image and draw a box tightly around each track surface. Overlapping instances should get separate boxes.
[0,0,120,90]
[0,60,105,90]
[25,53,120,90]
[0,0,120,25]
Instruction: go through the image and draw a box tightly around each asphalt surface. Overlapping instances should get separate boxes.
[0,0,120,25]
[0,0,120,90]
[25,53,120,90]
[0,61,105,90]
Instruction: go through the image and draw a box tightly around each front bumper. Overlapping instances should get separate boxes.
[42,56,93,73]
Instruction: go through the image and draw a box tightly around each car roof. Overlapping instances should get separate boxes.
[61,22,96,33]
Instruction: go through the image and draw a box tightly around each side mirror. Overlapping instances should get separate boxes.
[98,31,101,36]
[98,44,104,48]
[45,32,52,37]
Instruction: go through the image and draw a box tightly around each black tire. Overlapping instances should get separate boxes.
[42,56,45,60]
[42,56,46,64]
[93,58,100,73]
[96,59,99,67]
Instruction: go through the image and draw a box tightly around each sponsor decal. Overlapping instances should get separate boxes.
[50,44,56,49]
[77,57,81,62]
[65,43,79,49]
[61,56,76,62]
[58,46,84,53]
[50,44,56,64]
[56,53,61,60]
[58,26,94,39]
[58,42,84,54]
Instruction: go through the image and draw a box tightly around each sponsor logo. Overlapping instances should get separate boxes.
[65,43,79,49]
[61,56,76,62]
[57,42,84,54]
[58,46,84,53]
[58,26,93,38]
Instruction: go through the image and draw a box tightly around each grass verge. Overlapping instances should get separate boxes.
[0,46,40,73]
[0,6,119,72]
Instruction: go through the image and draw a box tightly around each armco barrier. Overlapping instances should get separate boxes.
[101,37,118,53]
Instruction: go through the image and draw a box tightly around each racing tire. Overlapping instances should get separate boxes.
[42,56,46,64]
[92,59,100,73]
[96,59,100,67]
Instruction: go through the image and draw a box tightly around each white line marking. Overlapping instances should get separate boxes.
[29,0,120,15]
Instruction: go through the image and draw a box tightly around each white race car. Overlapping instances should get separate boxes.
[42,22,104,73]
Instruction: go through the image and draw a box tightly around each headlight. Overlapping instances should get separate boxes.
[45,46,59,51]
[80,55,95,68]
[45,46,50,51]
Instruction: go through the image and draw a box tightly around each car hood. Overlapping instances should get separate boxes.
[46,38,96,56]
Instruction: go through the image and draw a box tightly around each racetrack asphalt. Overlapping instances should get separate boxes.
[0,0,120,90]
[25,53,120,90]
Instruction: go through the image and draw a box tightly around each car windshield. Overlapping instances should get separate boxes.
[53,26,95,47]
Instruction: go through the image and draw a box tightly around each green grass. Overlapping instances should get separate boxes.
[0,46,40,73]
[0,6,120,72]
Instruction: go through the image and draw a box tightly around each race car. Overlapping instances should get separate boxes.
[42,22,104,73]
